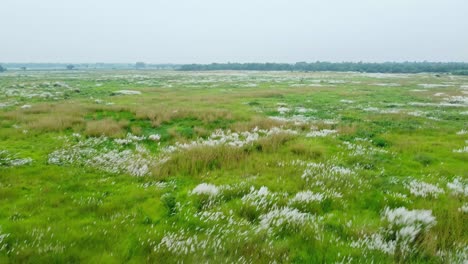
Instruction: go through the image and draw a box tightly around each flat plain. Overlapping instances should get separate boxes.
[0,70,467,263]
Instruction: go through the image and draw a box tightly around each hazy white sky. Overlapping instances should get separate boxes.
[1,0,467,63]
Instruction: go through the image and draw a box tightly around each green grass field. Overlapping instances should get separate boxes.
[0,70,467,263]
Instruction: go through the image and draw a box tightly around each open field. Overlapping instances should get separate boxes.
[0,70,467,263]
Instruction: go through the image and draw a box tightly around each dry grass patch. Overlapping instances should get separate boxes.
[194,126,210,137]
[20,103,54,114]
[85,119,128,137]
[337,123,358,135]
[130,126,142,135]
[313,121,336,130]
[253,132,296,153]
[153,145,247,179]
[289,142,324,159]
[231,116,286,132]
[85,104,130,113]
[10,103,90,132]
[132,106,234,127]
[28,115,84,132]
[167,127,191,142]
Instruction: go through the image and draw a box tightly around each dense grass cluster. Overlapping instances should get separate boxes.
[0,70,467,263]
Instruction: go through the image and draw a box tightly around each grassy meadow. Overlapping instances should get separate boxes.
[0,70,467,263]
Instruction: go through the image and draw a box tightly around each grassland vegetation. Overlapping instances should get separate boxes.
[0,70,467,263]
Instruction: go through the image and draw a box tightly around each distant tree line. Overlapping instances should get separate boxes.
[3,62,468,74]
[178,62,468,75]
[1,63,180,71]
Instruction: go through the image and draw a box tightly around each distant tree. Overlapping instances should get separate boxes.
[66,64,75,70]
[0,65,5,72]
[20,66,27,71]
[135,62,146,69]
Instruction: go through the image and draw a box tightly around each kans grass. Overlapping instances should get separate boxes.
[0,70,467,263]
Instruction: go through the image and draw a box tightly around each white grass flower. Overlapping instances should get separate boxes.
[0,150,33,167]
[447,178,468,197]
[257,207,311,233]
[342,141,388,156]
[353,207,436,256]
[382,207,436,229]
[351,233,396,255]
[306,129,337,137]
[0,226,10,252]
[301,162,354,180]
[295,107,310,113]
[269,115,316,124]
[48,136,157,176]
[453,146,468,153]
[191,183,219,197]
[241,186,278,210]
[290,190,325,203]
[148,134,161,141]
[113,90,141,95]
[163,127,297,153]
[277,106,290,114]
[405,180,444,198]
[459,204,468,213]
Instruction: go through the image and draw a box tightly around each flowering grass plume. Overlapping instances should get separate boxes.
[0,150,32,167]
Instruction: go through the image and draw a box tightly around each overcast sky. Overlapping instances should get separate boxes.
[1,0,467,63]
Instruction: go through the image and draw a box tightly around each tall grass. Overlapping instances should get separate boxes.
[85,119,129,137]
[230,116,286,132]
[153,145,247,179]
[131,106,234,127]
[4,103,88,132]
